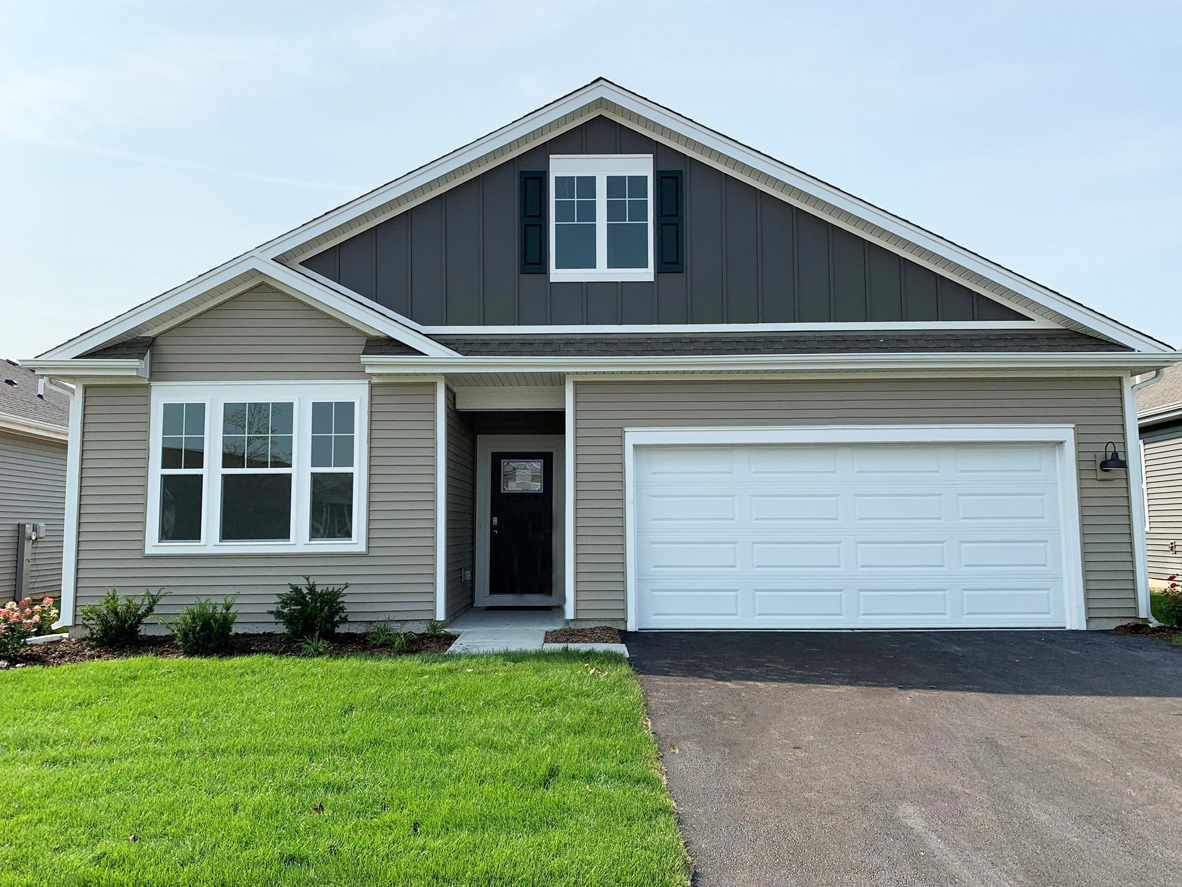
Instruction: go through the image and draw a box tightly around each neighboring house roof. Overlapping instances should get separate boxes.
[26,79,1177,369]
[367,329,1123,358]
[0,359,70,442]
[1137,362,1182,426]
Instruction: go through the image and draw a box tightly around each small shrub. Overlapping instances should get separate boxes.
[299,635,330,657]
[367,620,397,647]
[392,631,414,653]
[270,577,348,640]
[169,596,238,656]
[79,587,165,647]
[424,620,446,637]
[1158,576,1182,629]
[0,596,58,658]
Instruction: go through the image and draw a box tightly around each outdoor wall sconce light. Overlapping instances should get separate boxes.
[1096,441,1129,480]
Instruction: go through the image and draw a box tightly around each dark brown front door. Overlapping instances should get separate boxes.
[488,451,554,598]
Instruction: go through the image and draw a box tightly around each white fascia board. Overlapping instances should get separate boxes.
[253,78,1162,352]
[363,351,1182,376]
[22,358,148,378]
[0,413,69,442]
[424,320,1059,335]
[1138,404,1182,427]
[587,84,1169,353]
[39,256,458,361]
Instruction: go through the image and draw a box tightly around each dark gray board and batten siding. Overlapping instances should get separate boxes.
[301,116,1026,327]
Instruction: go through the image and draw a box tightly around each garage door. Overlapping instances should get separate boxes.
[633,442,1070,629]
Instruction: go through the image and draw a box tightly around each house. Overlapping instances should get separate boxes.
[1137,362,1182,586]
[0,360,70,602]
[25,79,1176,633]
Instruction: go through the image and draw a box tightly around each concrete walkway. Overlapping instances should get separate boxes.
[446,609,628,655]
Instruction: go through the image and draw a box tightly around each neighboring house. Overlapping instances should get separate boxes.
[0,360,70,601]
[1137,363,1182,586]
[25,79,1176,633]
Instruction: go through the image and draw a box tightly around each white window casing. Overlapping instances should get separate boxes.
[145,381,369,554]
[549,154,654,282]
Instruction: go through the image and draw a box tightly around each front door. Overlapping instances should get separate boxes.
[488,451,554,600]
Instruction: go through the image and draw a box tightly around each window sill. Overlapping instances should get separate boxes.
[143,541,366,556]
[550,269,654,283]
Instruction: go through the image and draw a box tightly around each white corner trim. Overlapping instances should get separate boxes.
[0,412,69,443]
[454,386,564,411]
[564,377,576,621]
[621,424,1089,632]
[435,380,448,622]
[1123,375,1152,620]
[55,384,84,628]
[39,256,458,361]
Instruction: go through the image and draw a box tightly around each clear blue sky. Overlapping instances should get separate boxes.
[1,0,1179,357]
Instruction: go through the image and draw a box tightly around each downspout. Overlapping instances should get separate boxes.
[1128,369,1164,624]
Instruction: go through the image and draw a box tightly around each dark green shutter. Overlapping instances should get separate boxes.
[520,171,547,274]
[656,170,684,273]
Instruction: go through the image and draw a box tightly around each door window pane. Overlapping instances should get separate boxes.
[160,475,203,542]
[310,473,354,540]
[501,459,544,493]
[221,474,292,541]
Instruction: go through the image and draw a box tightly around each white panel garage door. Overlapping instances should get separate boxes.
[633,442,1069,629]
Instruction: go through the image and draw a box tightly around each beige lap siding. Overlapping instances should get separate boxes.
[0,430,67,599]
[150,285,369,381]
[573,377,1137,629]
[1141,423,1182,584]
[74,383,437,630]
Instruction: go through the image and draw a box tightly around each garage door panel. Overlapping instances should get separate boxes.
[634,441,1070,629]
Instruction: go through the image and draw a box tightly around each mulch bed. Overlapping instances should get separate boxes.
[1113,622,1182,646]
[1,632,455,669]
[544,625,621,644]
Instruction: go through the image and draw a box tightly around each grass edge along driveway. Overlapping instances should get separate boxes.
[0,652,690,887]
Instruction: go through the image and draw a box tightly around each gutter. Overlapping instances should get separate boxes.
[362,351,1182,376]
[21,357,149,379]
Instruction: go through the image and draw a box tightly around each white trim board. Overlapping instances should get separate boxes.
[363,352,1181,377]
[474,434,566,610]
[40,257,457,362]
[255,79,1161,352]
[454,386,564,411]
[1123,375,1152,620]
[423,320,1060,334]
[0,413,69,443]
[564,378,576,621]
[34,82,1167,368]
[621,424,1088,632]
[55,384,84,628]
[435,381,448,622]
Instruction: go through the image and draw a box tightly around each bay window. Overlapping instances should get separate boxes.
[146,383,367,553]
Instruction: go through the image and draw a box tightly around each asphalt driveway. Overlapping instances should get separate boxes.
[625,630,1182,887]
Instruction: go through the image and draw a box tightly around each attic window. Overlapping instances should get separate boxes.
[549,155,653,282]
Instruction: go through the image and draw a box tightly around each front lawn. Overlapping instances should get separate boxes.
[0,653,689,887]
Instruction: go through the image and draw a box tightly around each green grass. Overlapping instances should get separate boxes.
[0,653,689,887]
[1151,592,1181,628]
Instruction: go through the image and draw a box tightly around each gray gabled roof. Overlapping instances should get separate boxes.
[0,360,70,429]
[363,329,1125,358]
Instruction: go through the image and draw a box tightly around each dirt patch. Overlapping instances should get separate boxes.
[545,625,621,644]
[1,631,455,669]
[1113,622,1182,646]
